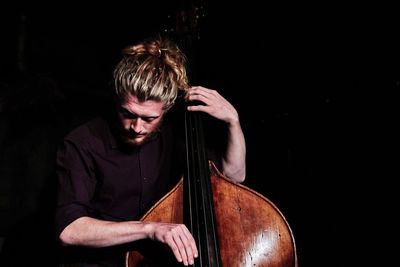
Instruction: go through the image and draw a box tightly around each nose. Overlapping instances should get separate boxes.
[130,118,144,133]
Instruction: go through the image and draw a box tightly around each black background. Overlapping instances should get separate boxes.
[0,1,397,266]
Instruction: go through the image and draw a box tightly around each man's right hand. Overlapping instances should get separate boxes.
[147,222,198,266]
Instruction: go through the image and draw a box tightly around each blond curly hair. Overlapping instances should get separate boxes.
[113,37,189,110]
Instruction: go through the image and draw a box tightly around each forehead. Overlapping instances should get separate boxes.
[120,95,165,114]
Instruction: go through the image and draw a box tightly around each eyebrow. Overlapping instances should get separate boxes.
[119,107,161,119]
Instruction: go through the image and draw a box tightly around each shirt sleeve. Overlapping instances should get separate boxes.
[54,138,97,238]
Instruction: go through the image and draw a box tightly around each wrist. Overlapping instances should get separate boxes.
[142,222,155,240]
[227,118,241,129]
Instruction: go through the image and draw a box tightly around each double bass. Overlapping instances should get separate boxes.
[127,2,298,266]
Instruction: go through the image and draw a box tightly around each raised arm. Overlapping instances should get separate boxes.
[186,86,246,183]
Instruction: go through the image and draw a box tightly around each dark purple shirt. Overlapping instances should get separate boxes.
[55,115,222,266]
[55,117,183,235]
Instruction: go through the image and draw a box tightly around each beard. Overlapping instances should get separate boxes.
[120,129,159,147]
[117,119,163,148]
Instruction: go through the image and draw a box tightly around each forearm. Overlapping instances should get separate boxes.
[60,216,198,265]
[222,120,246,183]
[59,216,152,247]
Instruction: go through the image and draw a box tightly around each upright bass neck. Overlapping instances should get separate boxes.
[183,108,222,267]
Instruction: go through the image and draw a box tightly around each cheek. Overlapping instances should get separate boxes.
[146,120,162,132]
[119,116,131,130]
[146,123,157,132]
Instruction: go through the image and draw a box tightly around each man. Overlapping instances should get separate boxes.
[55,36,246,266]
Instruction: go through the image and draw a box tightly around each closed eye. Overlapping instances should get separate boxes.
[121,110,138,119]
[119,108,160,122]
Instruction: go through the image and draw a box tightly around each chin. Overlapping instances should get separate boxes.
[123,137,147,147]
[122,131,159,148]
[118,128,160,148]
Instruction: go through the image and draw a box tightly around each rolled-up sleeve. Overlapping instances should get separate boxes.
[55,138,96,238]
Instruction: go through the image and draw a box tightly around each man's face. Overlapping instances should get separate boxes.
[117,95,165,147]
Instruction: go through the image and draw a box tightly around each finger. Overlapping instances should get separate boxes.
[176,227,196,265]
[171,231,190,266]
[187,93,211,106]
[182,226,198,259]
[187,104,212,114]
[189,86,218,99]
[164,233,183,264]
